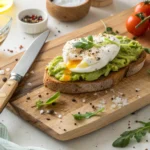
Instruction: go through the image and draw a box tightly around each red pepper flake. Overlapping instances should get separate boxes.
[22,15,43,23]
[19,45,24,49]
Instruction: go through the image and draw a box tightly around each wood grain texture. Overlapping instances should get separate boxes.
[91,0,113,7]
[0,8,150,141]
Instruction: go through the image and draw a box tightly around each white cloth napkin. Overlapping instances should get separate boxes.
[0,123,48,150]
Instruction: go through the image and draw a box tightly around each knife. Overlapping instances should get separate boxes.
[0,30,50,113]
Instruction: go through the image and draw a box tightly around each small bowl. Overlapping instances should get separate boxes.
[18,9,48,34]
[46,0,91,22]
[0,15,12,44]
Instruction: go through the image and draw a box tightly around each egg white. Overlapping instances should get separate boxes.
[62,34,120,73]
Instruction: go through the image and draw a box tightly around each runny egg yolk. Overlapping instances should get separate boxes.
[66,60,82,69]
[62,60,81,81]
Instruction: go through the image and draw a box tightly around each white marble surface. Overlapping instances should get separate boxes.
[1,0,150,150]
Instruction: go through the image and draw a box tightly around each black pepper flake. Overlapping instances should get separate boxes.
[46,118,51,121]
[38,94,42,98]
[92,105,95,109]
[78,112,80,114]
[97,57,101,61]
[49,110,54,114]
[26,97,30,100]
[146,140,148,142]
[122,93,125,97]
[133,36,137,40]
[116,30,119,34]
[64,129,67,131]
[46,93,49,95]
[111,97,114,100]
[131,112,135,115]
[58,30,61,33]
[135,89,139,92]
[15,58,18,61]
[72,98,77,103]
[74,123,77,126]
[52,102,56,106]
[90,103,92,105]
[2,77,7,82]
[128,126,131,129]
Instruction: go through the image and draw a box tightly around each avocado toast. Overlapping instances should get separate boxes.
[44,34,146,93]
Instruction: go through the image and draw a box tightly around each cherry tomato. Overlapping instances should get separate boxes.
[134,2,150,16]
[126,13,149,36]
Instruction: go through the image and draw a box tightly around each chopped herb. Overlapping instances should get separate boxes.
[143,47,150,54]
[36,92,60,109]
[101,20,117,35]
[73,108,104,120]
[113,121,150,148]
[73,34,118,50]
[148,70,150,74]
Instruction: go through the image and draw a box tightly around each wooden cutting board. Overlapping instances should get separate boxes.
[1,8,150,141]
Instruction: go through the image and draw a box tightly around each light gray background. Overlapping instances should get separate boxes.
[1,0,150,150]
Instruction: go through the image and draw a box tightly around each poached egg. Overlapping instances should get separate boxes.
[62,34,120,74]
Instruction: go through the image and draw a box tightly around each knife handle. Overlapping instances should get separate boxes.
[0,79,18,113]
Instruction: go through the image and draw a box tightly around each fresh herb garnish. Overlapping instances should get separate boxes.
[113,121,150,148]
[101,20,117,35]
[73,108,104,120]
[148,70,150,74]
[143,47,150,54]
[73,35,94,50]
[36,92,60,109]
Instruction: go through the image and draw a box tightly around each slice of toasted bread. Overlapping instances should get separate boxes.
[44,51,146,94]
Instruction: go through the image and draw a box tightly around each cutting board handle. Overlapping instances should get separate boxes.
[0,79,18,113]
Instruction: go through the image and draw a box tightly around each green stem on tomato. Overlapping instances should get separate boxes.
[135,15,150,28]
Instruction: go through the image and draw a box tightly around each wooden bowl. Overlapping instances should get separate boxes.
[91,0,113,7]
[46,0,91,22]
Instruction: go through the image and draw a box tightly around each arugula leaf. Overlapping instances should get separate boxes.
[143,47,150,54]
[113,121,150,148]
[73,108,104,120]
[36,92,60,109]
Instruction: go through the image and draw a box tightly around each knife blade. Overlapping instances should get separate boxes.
[0,30,50,113]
